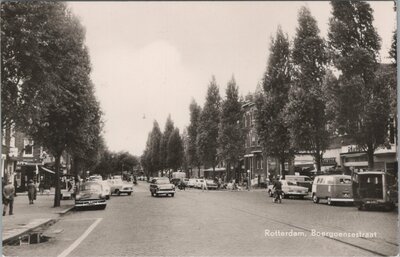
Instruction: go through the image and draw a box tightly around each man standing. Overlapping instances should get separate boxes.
[3,180,15,216]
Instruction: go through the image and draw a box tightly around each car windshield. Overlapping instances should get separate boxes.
[339,178,351,184]
[287,181,297,186]
[81,183,101,191]
[156,179,170,184]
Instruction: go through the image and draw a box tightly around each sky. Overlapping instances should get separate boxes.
[68,1,396,156]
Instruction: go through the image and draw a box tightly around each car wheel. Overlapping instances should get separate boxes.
[312,194,319,203]
[117,191,121,196]
[99,205,106,210]
[171,193,174,197]
[128,192,132,196]
[106,195,110,200]
[268,190,273,197]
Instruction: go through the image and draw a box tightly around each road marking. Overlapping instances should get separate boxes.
[57,218,102,257]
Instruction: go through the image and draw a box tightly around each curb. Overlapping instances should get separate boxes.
[2,218,56,245]
[57,206,75,215]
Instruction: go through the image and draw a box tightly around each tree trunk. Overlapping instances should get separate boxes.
[198,165,201,178]
[54,155,61,207]
[315,152,322,172]
[280,158,285,179]
[226,161,231,182]
[4,123,11,182]
[367,145,375,170]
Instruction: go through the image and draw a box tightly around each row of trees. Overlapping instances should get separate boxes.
[141,116,184,177]
[1,2,104,207]
[93,150,139,178]
[256,2,396,177]
[142,76,245,181]
[141,1,396,180]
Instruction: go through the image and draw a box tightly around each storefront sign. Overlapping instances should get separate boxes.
[322,158,337,166]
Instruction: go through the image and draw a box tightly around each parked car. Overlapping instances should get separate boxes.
[88,175,103,182]
[150,177,175,197]
[195,179,205,189]
[285,175,313,192]
[108,179,133,195]
[98,180,111,200]
[267,180,308,199]
[206,180,218,190]
[182,178,190,186]
[75,182,107,210]
[312,175,353,205]
[352,171,397,211]
[187,178,197,188]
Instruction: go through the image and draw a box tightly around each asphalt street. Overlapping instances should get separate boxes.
[3,181,398,256]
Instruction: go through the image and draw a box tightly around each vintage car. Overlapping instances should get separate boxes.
[194,179,205,189]
[150,177,175,197]
[187,178,197,188]
[352,171,398,211]
[205,180,218,190]
[312,175,353,205]
[108,179,133,195]
[75,182,107,210]
[267,180,309,199]
[285,175,313,192]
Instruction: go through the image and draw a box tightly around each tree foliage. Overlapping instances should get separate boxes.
[328,1,387,169]
[141,121,162,177]
[167,128,184,171]
[285,7,329,171]
[255,26,293,176]
[197,76,221,171]
[218,76,245,180]
[187,100,202,173]
[1,2,103,207]
[160,115,174,171]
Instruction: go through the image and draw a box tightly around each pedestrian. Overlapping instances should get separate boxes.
[3,180,15,216]
[39,181,44,194]
[202,178,208,191]
[27,179,37,204]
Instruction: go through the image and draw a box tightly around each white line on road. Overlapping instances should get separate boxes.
[57,218,103,257]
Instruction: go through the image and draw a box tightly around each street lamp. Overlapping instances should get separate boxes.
[247,169,250,191]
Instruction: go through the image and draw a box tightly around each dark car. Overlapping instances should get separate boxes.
[150,177,175,197]
[75,182,107,210]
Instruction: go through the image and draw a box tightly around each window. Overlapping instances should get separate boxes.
[23,139,34,157]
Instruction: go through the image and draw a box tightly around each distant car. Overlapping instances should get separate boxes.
[150,177,175,197]
[108,179,133,195]
[98,181,111,200]
[267,180,309,199]
[88,175,103,182]
[206,180,218,190]
[148,177,154,183]
[182,178,190,186]
[75,182,107,210]
[195,179,205,189]
[187,179,197,188]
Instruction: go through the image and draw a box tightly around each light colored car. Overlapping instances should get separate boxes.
[187,178,197,188]
[206,180,218,190]
[98,181,111,200]
[195,179,205,189]
[267,180,309,199]
[88,175,103,182]
[108,179,133,195]
[75,182,107,210]
[150,177,175,197]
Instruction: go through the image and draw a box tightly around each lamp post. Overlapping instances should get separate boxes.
[247,169,250,191]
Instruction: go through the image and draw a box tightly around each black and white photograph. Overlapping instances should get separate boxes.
[1,1,398,256]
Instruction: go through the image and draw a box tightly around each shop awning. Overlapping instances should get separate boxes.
[41,167,55,174]
[340,152,366,158]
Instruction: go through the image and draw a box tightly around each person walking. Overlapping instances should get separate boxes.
[27,179,37,204]
[201,178,208,192]
[3,180,15,216]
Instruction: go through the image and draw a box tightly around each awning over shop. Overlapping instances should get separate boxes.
[340,152,366,158]
[203,167,226,172]
[41,166,55,174]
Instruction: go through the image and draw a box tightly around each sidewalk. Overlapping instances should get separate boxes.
[2,193,74,244]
